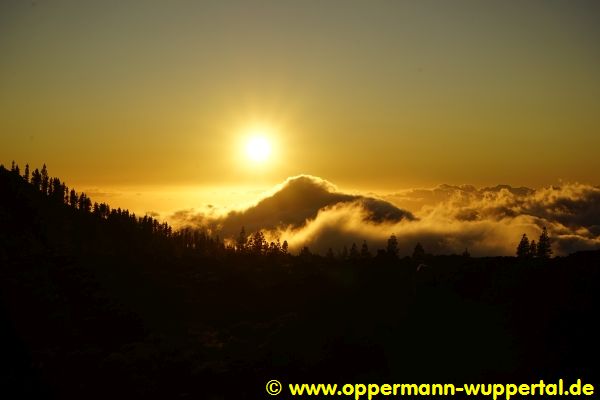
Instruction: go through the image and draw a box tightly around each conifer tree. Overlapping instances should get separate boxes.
[516,234,530,258]
[267,241,277,256]
[341,245,348,260]
[236,226,247,252]
[31,168,41,190]
[537,227,552,259]
[50,177,63,202]
[299,246,311,258]
[40,164,49,195]
[281,240,288,255]
[413,242,426,260]
[78,193,92,212]
[326,247,335,259]
[250,231,266,255]
[69,189,78,208]
[386,234,399,258]
[529,240,537,258]
[349,243,359,260]
[360,240,371,259]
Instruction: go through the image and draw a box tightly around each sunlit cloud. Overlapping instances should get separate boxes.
[168,176,600,256]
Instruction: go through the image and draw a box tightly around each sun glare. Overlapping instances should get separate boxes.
[245,135,272,163]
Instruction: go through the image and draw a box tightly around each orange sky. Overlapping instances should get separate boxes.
[2,0,600,216]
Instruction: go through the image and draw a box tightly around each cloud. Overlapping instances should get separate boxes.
[382,183,600,256]
[171,175,414,236]
[169,176,600,257]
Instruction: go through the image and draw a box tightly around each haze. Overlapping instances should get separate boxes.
[2,0,600,215]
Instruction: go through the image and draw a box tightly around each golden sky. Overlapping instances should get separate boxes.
[2,0,600,208]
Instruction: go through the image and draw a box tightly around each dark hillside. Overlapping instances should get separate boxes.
[1,165,599,399]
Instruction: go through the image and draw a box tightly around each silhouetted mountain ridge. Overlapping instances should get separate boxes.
[174,175,415,237]
[2,163,600,399]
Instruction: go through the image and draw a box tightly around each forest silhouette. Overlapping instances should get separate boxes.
[1,163,599,399]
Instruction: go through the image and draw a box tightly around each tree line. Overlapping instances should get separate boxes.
[516,227,552,259]
[8,161,172,237]
[4,161,553,260]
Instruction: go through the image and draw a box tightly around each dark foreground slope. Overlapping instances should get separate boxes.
[1,166,599,399]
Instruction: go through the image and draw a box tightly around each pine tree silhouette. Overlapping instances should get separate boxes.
[386,234,399,258]
[413,242,425,261]
[516,234,530,258]
[326,247,335,259]
[537,227,552,259]
[360,240,371,259]
[529,240,537,258]
[40,164,49,195]
[236,226,247,252]
[340,245,348,260]
[250,231,266,255]
[31,168,41,190]
[24,164,30,182]
[349,243,359,260]
[281,240,288,255]
[298,246,312,260]
[69,189,78,208]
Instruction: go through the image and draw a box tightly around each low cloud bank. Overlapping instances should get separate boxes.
[169,176,600,256]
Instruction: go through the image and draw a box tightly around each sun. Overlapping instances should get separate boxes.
[245,135,272,163]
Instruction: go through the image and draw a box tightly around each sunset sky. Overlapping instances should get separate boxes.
[2,0,600,216]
